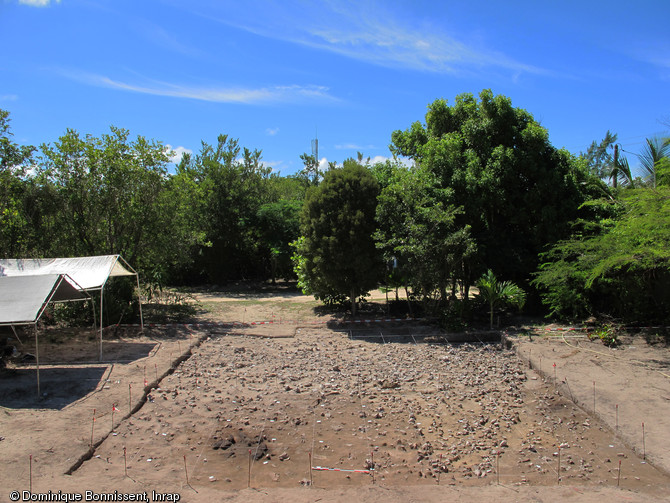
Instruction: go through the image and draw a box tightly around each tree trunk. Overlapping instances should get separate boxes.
[439,285,448,310]
[351,287,357,316]
[404,286,413,317]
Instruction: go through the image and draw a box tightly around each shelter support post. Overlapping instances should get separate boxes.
[136,274,144,330]
[35,328,40,398]
[99,288,104,361]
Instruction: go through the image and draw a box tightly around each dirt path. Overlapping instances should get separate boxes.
[512,330,670,475]
[0,287,669,502]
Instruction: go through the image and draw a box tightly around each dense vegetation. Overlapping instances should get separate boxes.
[1,89,669,324]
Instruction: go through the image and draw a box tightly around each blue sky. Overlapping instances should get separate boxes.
[1,0,669,176]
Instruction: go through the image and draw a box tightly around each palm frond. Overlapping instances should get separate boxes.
[638,137,670,187]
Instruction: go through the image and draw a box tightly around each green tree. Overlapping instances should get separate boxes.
[0,109,36,257]
[583,131,618,180]
[475,269,526,329]
[0,109,36,171]
[390,90,597,290]
[533,187,670,322]
[36,126,181,275]
[297,159,382,314]
[374,164,475,311]
[257,199,302,284]
[174,135,272,283]
[299,152,320,185]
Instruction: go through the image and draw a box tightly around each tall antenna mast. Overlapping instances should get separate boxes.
[311,127,319,183]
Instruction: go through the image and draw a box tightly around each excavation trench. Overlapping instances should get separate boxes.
[64,331,211,475]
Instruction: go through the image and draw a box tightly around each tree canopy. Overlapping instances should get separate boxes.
[390,90,598,289]
[296,159,381,314]
[2,98,668,325]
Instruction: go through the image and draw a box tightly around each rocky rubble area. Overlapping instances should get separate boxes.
[74,324,668,491]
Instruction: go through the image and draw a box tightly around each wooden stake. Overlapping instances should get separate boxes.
[183,454,197,492]
[616,404,619,431]
[642,422,646,461]
[553,363,557,391]
[617,459,622,486]
[309,452,313,487]
[123,447,128,477]
[248,449,252,488]
[29,454,32,492]
[496,451,500,485]
[90,409,96,450]
[371,451,375,484]
[438,454,442,485]
[593,381,596,414]
[128,383,132,413]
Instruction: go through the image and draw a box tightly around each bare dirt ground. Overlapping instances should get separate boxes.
[1,284,669,503]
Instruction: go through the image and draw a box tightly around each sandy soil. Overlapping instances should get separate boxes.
[1,285,669,503]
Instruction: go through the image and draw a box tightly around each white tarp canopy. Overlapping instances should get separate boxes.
[0,254,143,367]
[0,273,91,398]
[0,255,136,291]
[0,255,143,398]
[0,274,86,325]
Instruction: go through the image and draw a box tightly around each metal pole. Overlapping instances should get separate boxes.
[99,288,104,361]
[35,328,40,398]
[136,274,144,330]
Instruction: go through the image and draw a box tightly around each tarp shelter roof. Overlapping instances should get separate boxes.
[0,255,136,291]
[0,274,86,325]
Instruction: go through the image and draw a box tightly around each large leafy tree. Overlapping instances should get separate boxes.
[533,187,670,322]
[390,89,597,289]
[257,199,302,284]
[174,135,272,283]
[375,164,475,310]
[36,126,180,275]
[0,109,36,257]
[297,159,382,314]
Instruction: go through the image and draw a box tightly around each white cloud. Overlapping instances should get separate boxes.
[134,20,201,58]
[263,160,285,173]
[205,1,545,78]
[19,0,60,6]
[165,145,192,165]
[266,127,280,136]
[335,143,375,150]
[62,71,340,105]
[368,155,390,165]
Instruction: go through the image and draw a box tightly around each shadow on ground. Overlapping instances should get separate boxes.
[0,366,108,409]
